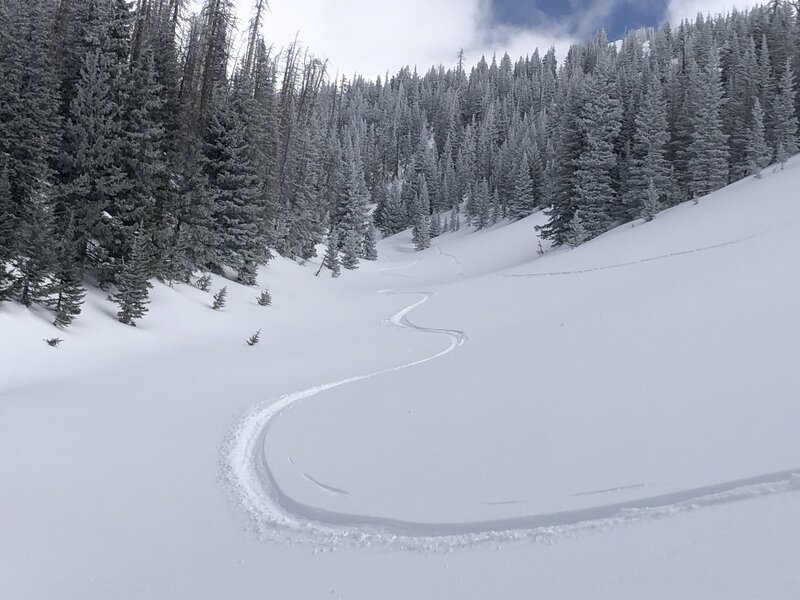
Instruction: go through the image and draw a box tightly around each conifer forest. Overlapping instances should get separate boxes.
[1,0,799,327]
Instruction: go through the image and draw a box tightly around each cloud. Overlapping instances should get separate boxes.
[228,0,577,78]
[666,0,754,23]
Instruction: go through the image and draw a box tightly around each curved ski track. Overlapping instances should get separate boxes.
[224,244,800,551]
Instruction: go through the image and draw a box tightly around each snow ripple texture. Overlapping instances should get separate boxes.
[222,291,800,551]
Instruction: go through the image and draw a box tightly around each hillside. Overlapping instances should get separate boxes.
[2,158,799,598]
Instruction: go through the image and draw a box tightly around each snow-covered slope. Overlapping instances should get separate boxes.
[2,160,800,599]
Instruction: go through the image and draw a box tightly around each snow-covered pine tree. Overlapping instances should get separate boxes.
[51,215,86,328]
[337,135,370,270]
[472,179,491,229]
[211,286,227,310]
[429,211,443,238]
[641,179,659,222]
[0,0,61,304]
[746,98,772,177]
[323,228,341,278]
[256,288,271,306]
[361,222,378,261]
[201,89,265,284]
[688,48,729,201]
[773,58,798,167]
[565,210,588,248]
[626,65,671,216]
[412,179,431,251]
[112,231,153,326]
[508,150,536,220]
[573,48,622,239]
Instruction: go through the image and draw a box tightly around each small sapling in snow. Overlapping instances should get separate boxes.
[45,337,63,348]
[212,286,227,310]
[256,289,272,306]
[246,329,261,346]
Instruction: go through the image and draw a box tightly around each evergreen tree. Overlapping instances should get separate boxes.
[773,58,798,167]
[429,211,443,238]
[412,179,431,251]
[362,223,379,261]
[641,179,659,222]
[565,210,588,248]
[323,228,341,278]
[626,67,671,215]
[472,179,491,229]
[256,288,272,306]
[112,231,153,326]
[51,215,86,328]
[746,98,772,177]
[688,49,729,200]
[508,151,536,220]
[211,286,228,310]
[201,90,265,281]
[573,50,622,239]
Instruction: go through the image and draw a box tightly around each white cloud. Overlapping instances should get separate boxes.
[666,0,754,23]
[226,0,576,79]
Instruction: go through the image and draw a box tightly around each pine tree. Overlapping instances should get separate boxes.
[429,211,443,238]
[565,211,588,248]
[256,288,272,306]
[112,232,153,326]
[201,90,265,280]
[411,179,431,251]
[746,98,772,177]
[361,223,379,261]
[641,179,659,222]
[0,164,13,301]
[51,215,86,328]
[688,49,729,200]
[53,275,87,329]
[212,286,228,310]
[573,50,622,239]
[323,228,341,278]
[246,329,261,346]
[472,179,491,229]
[0,0,62,303]
[626,67,671,216]
[508,151,536,220]
[773,58,798,167]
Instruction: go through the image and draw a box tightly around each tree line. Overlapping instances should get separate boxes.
[1,0,798,327]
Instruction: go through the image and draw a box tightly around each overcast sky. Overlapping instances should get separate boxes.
[217,0,753,78]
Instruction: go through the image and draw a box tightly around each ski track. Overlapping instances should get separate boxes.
[222,286,800,551]
[504,220,800,279]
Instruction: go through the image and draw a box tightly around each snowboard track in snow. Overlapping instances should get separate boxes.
[222,288,800,551]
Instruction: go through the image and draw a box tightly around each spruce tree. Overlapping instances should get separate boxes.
[323,228,341,278]
[573,50,622,239]
[201,90,265,279]
[626,67,671,215]
[565,211,588,248]
[51,215,86,328]
[362,223,379,261]
[411,180,431,251]
[212,286,228,310]
[688,49,729,200]
[112,232,153,326]
[508,151,536,220]
[256,289,272,306]
[773,58,798,167]
[641,179,659,222]
[746,98,772,177]
[472,179,491,229]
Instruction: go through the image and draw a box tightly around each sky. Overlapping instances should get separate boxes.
[218,0,753,78]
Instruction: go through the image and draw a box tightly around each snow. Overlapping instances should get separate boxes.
[2,159,800,598]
